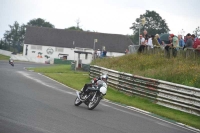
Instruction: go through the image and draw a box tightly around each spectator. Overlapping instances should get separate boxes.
[138,35,146,53]
[96,49,101,58]
[192,34,200,50]
[172,34,179,57]
[155,34,162,45]
[178,35,185,48]
[143,29,149,42]
[152,35,160,47]
[147,35,153,48]
[184,33,193,49]
[184,36,187,43]
[172,35,179,48]
[125,49,129,54]
[164,34,173,58]
[102,50,107,57]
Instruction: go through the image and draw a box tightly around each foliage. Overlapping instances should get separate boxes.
[66,26,83,31]
[27,18,55,28]
[2,21,25,53]
[130,10,170,44]
[91,54,200,88]
[193,26,200,38]
[1,18,55,53]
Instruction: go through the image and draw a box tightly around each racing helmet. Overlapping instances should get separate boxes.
[101,74,108,82]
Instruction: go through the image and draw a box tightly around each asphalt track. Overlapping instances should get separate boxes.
[0,60,198,133]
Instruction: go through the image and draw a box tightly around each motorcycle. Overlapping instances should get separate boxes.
[9,60,14,67]
[74,80,107,110]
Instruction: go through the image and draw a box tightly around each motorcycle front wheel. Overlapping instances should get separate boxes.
[74,97,82,106]
[88,95,101,110]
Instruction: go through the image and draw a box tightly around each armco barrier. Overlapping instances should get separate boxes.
[90,65,200,116]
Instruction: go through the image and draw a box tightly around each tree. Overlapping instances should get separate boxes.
[1,18,54,53]
[66,26,83,31]
[130,10,170,44]
[66,19,83,31]
[0,39,3,49]
[3,21,25,53]
[27,18,55,28]
[193,26,200,38]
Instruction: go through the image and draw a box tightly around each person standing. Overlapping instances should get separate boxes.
[102,50,107,57]
[138,35,146,53]
[155,34,162,45]
[125,49,129,54]
[143,30,149,41]
[147,35,153,48]
[192,34,200,50]
[184,33,193,49]
[164,34,173,58]
[152,35,160,47]
[96,49,101,58]
[178,35,185,48]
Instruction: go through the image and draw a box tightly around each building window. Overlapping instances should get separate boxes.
[55,47,64,52]
[31,45,42,50]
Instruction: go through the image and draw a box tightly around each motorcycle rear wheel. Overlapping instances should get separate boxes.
[74,97,82,106]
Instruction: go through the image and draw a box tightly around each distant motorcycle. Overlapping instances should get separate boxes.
[74,80,107,110]
[9,59,14,67]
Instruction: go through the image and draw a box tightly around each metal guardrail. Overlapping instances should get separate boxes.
[90,65,200,116]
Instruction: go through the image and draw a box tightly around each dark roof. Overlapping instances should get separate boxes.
[24,26,134,53]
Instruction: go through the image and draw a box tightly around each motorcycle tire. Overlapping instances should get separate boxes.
[88,95,101,110]
[74,97,82,106]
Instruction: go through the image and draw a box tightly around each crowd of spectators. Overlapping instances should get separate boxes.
[138,30,200,57]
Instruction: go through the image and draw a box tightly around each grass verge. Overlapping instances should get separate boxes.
[0,54,10,60]
[28,65,200,129]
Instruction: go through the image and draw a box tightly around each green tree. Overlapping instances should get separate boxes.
[193,26,200,38]
[1,39,8,50]
[1,18,54,53]
[66,26,83,31]
[130,10,170,44]
[0,39,3,49]
[3,21,25,53]
[27,18,55,28]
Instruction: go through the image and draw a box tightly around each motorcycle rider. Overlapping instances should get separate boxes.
[9,58,14,64]
[80,74,108,95]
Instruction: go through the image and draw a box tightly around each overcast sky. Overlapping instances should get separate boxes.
[0,0,199,39]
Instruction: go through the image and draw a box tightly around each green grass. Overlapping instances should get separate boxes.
[30,65,91,90]
[91,53,200,88]
[28,65,200,129]
[0,54,10,60]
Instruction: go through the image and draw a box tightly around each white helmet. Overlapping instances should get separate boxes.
[101,74,108,81]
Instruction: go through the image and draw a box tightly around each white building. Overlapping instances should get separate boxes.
[23,26,134,66]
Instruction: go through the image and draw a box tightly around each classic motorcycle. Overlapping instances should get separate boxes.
[9,59,14,67]
[74,80,107,110]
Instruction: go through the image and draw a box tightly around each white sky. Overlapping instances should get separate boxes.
[0,0,200,39]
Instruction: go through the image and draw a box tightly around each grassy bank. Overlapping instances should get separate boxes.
[29,65,200,129]
[91,54,200,88]
[0,54,9,60]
